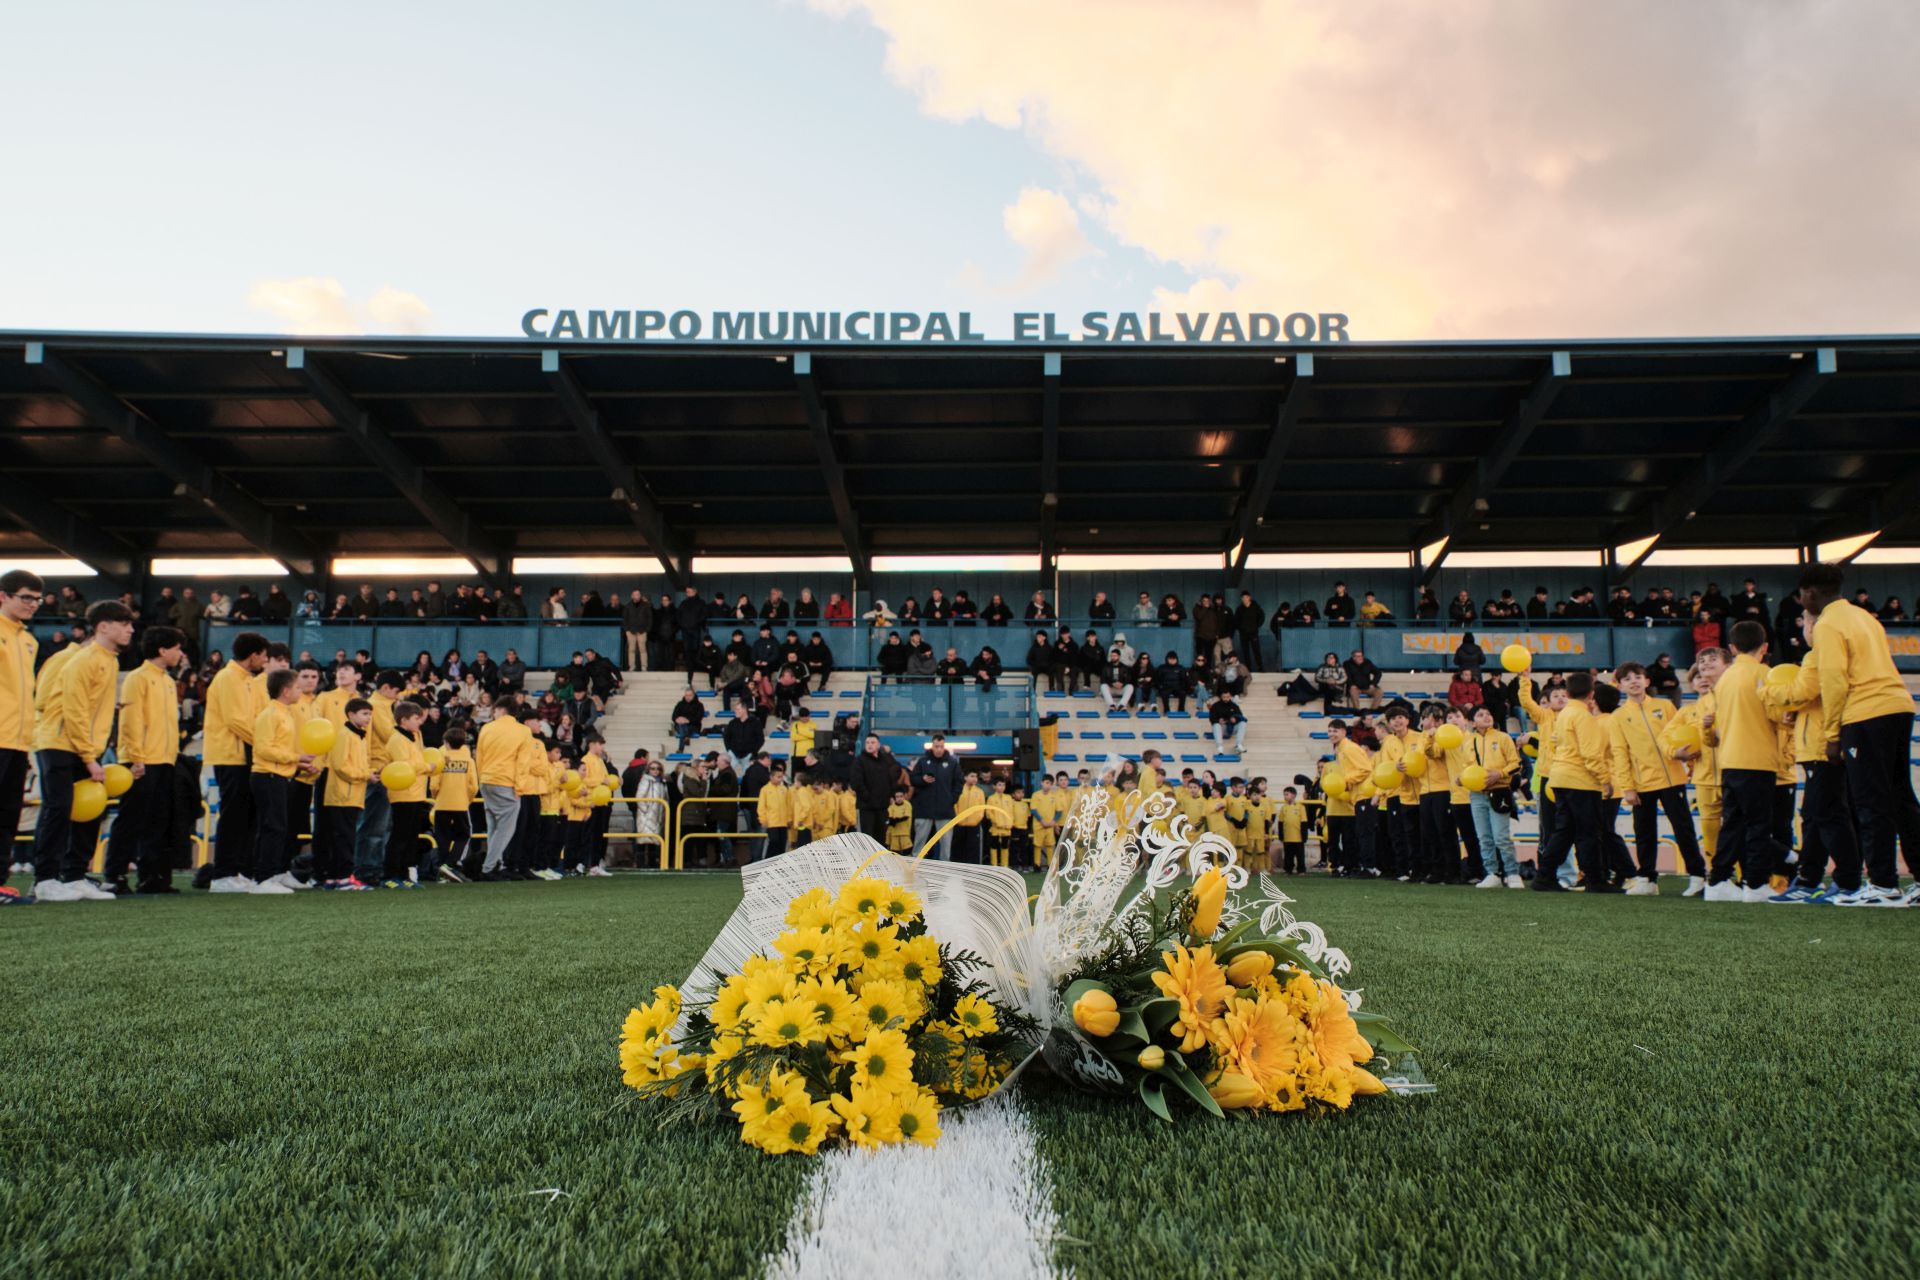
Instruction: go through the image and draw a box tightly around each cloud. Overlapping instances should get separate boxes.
[1002,186,1093,287]
[808,0,1920,338]
[247,277,433,335]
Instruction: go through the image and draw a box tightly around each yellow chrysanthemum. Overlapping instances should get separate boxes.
[794,977,859,1041]
[837,921,900,972]
[855,979,920,1032]
[895,935,942,987]
[711,976,753,1030]
[847,1027,916,1095]
[894,1088,942,1147]
[835,877,893,922]
[831,1085,904,1148]
[755,1092,841,1155]
[753,996,828,1049]
[785,886,837,930]
[952,993,999,1039]
[773,926,836,976]
[1151,943,1233,1053]
[878,884,922,922]
[1308,978,1388,1101]
[1209,993,1306,1108]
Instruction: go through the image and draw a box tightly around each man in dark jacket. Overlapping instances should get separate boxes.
[675,586,710,673]
[751,624,779,678]
[1154,652,1191,713]
[261,583,292,622]
[1077,630,1105,688]
[1234,592,1266,672]
[1324,583,1357,625]
[909,734,963,859]
[1342,650,1383,710]
[1525,587,1551,619]
[1026,629,1060,690]
[721,703,764,773]
[621,590,653,671]
[852,734,902,840]
[877,632,909,681]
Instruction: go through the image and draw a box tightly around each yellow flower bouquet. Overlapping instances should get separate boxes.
[619,834,1043,1155]
[1035,788,1429,1120]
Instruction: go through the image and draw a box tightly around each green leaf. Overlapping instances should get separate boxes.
[1138,1075,1174,1124]
[1136,996,1181,1038]
[1352,1010,1417,1055]
[1157,1049,1224,1119]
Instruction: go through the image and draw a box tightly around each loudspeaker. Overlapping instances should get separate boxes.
[1014,728,1041,771]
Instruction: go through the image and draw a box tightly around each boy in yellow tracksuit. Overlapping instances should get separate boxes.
[248,668,315,894]
[1609,661,1704,894]
[1708,623,1792,899]
[431,726,477,879]
[789,772,815,846]
[1412,706,1456,883]
[1029,774,1067,870]
[790,708,815,761]
[531,743,567,878]
[103,624,185,894]
[886,787,914,854]
[1278,787,1308,874]
[382,702,431,887]
[1009,786,1033,870]
[1533,672,1613,892]
[837,781,857,837]
[1224,778,1255,870]
[322,699,374,887]
[757,761,792,858]
[810,777,839,839]
[1464,705,1523,886]
[1176,778,1209,834]
[955,770,988,864]
[985,778,1015,867]
[1321,719,1373,876]
[1767,651,1856,899]
[0,573,39,885]
[1375,706,1423,880]
[36,606,131,897]
[1515,675,1569,877]
[1663,658,1723,887]
[566,734,612,874]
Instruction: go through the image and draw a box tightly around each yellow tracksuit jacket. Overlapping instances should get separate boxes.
[1714,655,1786,774]
[203,662,261,767]
[1546,701,1610,792]
[1811,598,1916,744]
[56,642,121,763]
[432,746,477,812]
[1608,696,1688,795]
[118,661,180,767]
[476,716,529,788]
[324,727,370,808]
[757,781,791,831]
[251,701,301,778]
[1323,739,1372,818]
[0,614,37,752]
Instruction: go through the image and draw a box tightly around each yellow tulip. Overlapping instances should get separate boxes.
[1226,951,1275,988]
[1072,988,1120,1037]
[1136,1045,1165,1070]
[1189,867,1227,939]
[1207,1071,1263,1110]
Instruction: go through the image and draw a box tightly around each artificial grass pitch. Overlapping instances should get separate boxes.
[4,875,1918,1278]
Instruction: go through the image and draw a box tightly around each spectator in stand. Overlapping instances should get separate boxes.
[1193,593,1222,660]
[1158,594,1186,626]
[905,635,937,682]
[748,623,778,678]
[1089,591,1116,621]
[295,590,321,621]
[1454,631,1485,675]
[1774,589,1809,662]
[1208,691,1248,756]
[1111,632,1135,667]
[801,632,834,691]
[1129,653,1157,707]
[981,593,1013,626]
[1699,582,1732,618]
[691,633,723,687]
[876,631,909,682]
[1447,670,1484,711]
[670,688,705,750]
[541,586,568,619]
[1234,591,1265,671]
[761,587,791,622]
[1077,629,1105,690]
[1325,582,1357,625]
[230,586,262,620]
[1313,651,1347,715]
[1100,647,1132,712]
[1359,591,1393,626]
[951,590,978,625]
[1691,608,1722,652]
[1343,649,1383,711]
[498,648,526,692]
[970,645,1002,690]
[1525,586,1550,619]
[377,588,405,617]
[1214,651,1248,697]
[935,647,967,684]
[1606,587,1637,623]
[926,588,950,621]
[1025,590,1055,625]
[794,589,820,625]
[204,590,231,621]
[1026,629,1059,691]
[728,593,751,621]
[1155,651,1191,713]
[823,592,853,627]
[675,585,709,672]
[1132,591,1157,623]
[1448,591,1476,626]
[1647,652,1683,701]
[1880,596,1907,622]
[722,702,763,775]
[621,590,652,671]
[1416,587,1441,619]
[1851,588,1874,612]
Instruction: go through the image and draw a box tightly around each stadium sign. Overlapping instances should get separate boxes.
[519,308,1351,344]
[1401,631,1589,657]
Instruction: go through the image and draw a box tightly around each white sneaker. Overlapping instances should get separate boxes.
[1474,874,1501,889]
[1836,884,1906,908]
[1682,876,1707,898]
[1624,877,1661,896]
[33,878,84,902]
[1741,884,1775,903]
[587,866,612,877]
[248,879,295,895]
[1504,874,1526,889]
[72,878,116,901]
[209,875,255,894]
[1703,880,1744,902]
[266,872,312,892]
[1902,883,1920,907]
[536,868,562,881]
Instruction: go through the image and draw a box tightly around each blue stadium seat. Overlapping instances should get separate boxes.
[1075,710,1100,719]
[1051,753,1079,763]
[1079,730,1106,740]
[1297,710,1325,719]
[1141,731,1168,740]
[838,690,861,698]
[1174,731,1200,740]
[666,752,692,762]
[1110,731,1137,740]
[1180,753,1207,763]
[1309,731,1329,740]
[1085,753,1110,763]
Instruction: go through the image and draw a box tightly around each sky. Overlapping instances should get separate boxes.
[2,0,1917,341]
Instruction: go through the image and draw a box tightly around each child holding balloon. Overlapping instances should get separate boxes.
[381,702,430,888]
[321,700,372,888]
[249,668,318,894]
[430,726,475,881]
[104,625,185,895]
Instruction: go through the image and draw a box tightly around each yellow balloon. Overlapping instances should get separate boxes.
[1766,663,1800,691]
[1545,782,1557,802]
[1460,764,1489,793]
[72,780,108,822]
[381,761,416,792]
[562,769,583,795]
[1669,721,1703,752]
[1354,779,1376,802]
[1434,724,1463,750]
[1322,772,1348,801]
[589,784,612,807]
[1403,750,1429,778]
[102,763,134,797]
[1501,643,1534,674]
[298,718,337,756]
[422,747,445,774]
[1372,761,1402,790]
[1520,735,1540,758]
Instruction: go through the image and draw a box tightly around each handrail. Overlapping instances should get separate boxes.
[672,796,767,870]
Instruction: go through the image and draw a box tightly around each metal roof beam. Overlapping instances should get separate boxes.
[0,472,139,578]
[794,352,871,592]
[26,343,321,576]
[1618,349,1837,578]
[541,351,689,589]
[1813,456,1920,546]
[1226,354,1314,586]
[289,349,503,584]
[1418,351,1572,584]
[1039,352,1061,586]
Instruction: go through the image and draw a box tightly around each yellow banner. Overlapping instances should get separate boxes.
[1400,631,1587,656]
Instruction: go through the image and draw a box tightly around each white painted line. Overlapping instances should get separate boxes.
[764,1094,1060,1280]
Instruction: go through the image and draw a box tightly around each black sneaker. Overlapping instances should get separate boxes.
[101,878,135,897]
[136,882,180,895]
[1529,879,1567,892]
